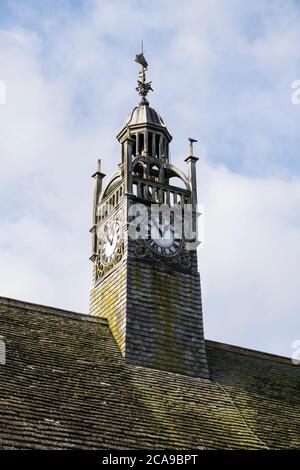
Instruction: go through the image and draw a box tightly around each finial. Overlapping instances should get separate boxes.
[135,42,153,104]
[92,158,105,178]
[188,138,198,156]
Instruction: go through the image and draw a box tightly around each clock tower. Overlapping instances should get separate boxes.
[89,52,209,379]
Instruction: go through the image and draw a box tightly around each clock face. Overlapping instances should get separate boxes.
[142,215,183,257]
[101,221,121,265]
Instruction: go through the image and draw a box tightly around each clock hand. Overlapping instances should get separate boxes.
[151,217,160,231]
[106,230,113,245]
[150,218,162,238]
[162,222,172,237]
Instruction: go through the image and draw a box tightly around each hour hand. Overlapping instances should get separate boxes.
[106,230,113,245]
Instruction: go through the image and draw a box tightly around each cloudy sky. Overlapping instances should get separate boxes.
[0,0,299,357]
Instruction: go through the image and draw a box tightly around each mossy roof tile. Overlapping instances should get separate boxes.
[0,296,299,450]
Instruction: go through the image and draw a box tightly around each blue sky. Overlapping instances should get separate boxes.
[0,0,299,357]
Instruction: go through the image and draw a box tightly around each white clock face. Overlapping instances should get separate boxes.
[142,215,183,257]
[101,221,121,265]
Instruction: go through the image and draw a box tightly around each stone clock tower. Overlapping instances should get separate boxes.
[89,52,209,379]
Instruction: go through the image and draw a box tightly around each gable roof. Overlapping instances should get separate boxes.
[0,296,299,450]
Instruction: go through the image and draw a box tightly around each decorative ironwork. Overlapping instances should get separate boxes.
[95,207,125,280]
[134,238,191,268]
[135,45,153,102]
[136,77,153,100]
[95,240,124,280]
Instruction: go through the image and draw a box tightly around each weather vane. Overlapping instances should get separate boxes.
[135,41,153,103]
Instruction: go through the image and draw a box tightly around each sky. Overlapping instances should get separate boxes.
[0,0,299,358]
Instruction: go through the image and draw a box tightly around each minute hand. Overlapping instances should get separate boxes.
[162,222,173,237]
[151,218,163,238]
[107,230,113,245]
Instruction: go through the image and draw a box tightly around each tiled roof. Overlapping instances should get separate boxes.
[0,296,299,450]
[125,103,165,127]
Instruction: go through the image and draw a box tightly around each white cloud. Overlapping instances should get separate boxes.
[199,160,300,355]
[0,0,299,357]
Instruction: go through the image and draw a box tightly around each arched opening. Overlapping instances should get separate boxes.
[138,133,144,155]
[133,182,138,197]
[102,175,122,199]
[149,163,160,181]
[168,176,187,190]
[148,131,153,156]
[155,134,160,157]
[131,134,137,156]
[133,162,144,178]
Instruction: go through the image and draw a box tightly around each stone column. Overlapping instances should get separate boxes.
[123,135,135,196]
[90,159,105,260]
[185,155,199,239]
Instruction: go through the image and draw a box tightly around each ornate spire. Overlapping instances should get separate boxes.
[135,42,153,105]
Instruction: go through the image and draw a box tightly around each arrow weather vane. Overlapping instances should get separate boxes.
[135,41,153,103]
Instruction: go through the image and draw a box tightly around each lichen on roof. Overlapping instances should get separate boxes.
[0,296,299,450]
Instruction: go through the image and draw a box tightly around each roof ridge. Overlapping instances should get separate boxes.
[206,339,293,366]
[0,296,105,324]
[0,296,294,366]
